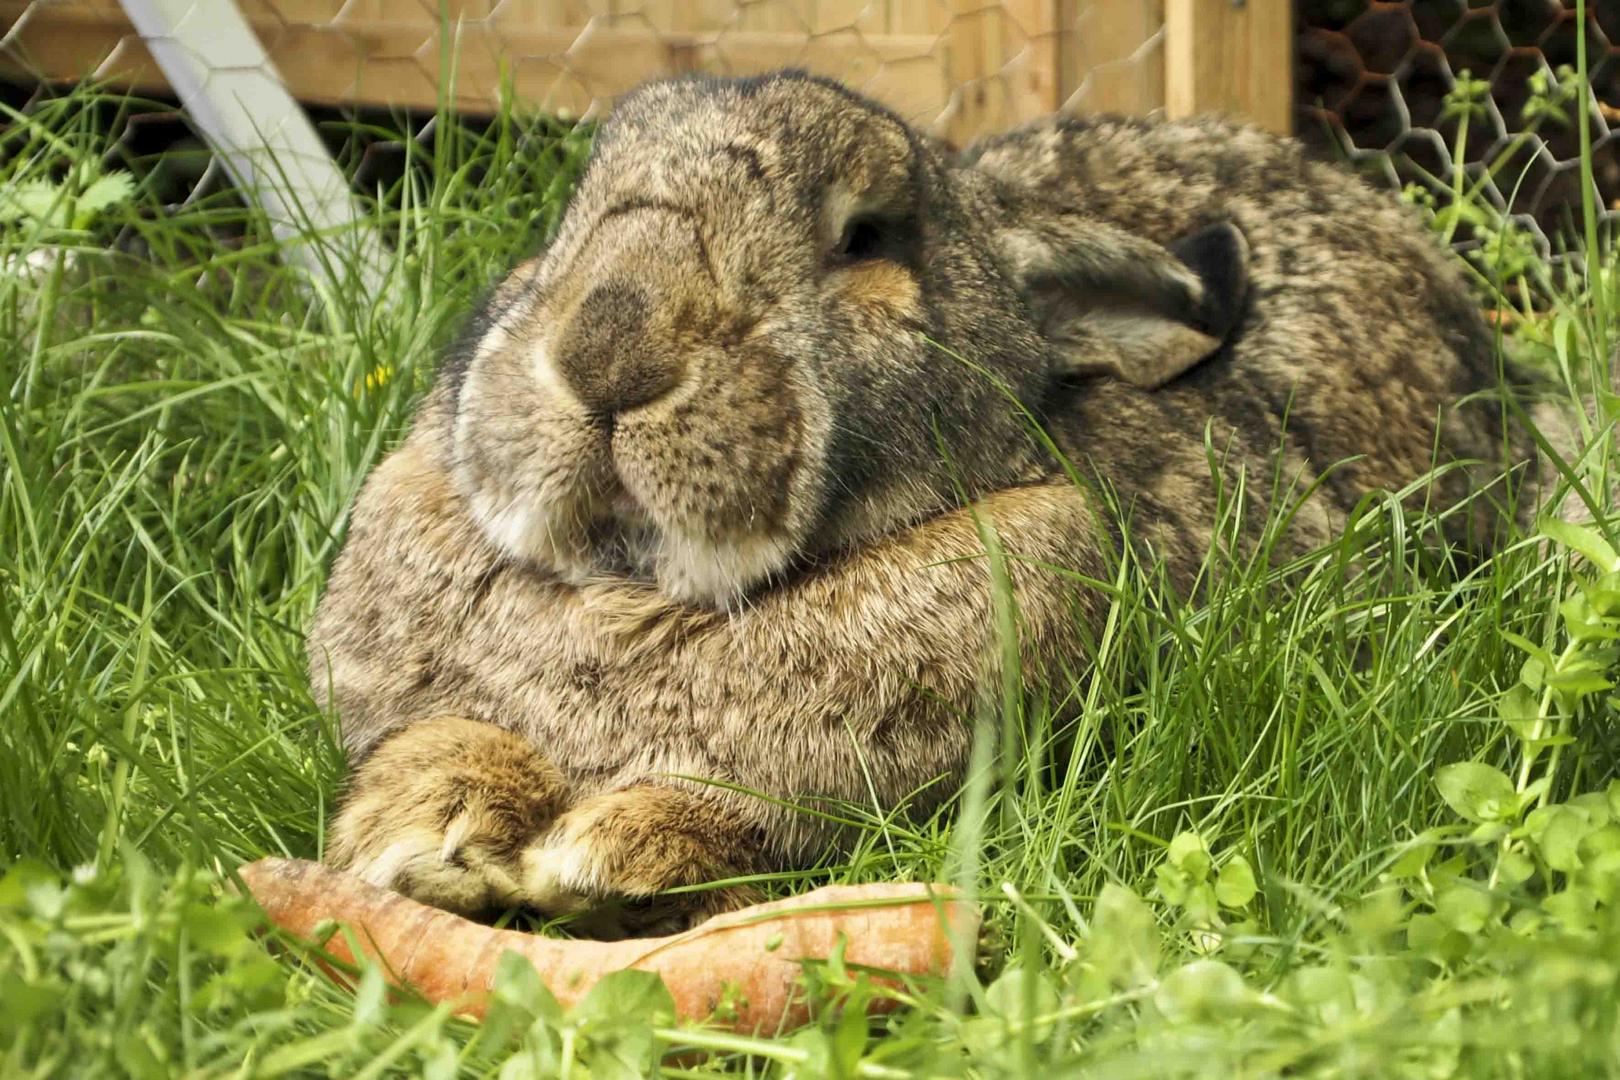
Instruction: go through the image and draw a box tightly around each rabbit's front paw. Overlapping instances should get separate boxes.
[329,717,569,917]
[521,785,760,938]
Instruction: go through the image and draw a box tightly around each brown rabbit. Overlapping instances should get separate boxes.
[311,71,1542,935]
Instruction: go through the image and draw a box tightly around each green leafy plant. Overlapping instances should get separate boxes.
[1402,63,1590,306]
[0,164,135,234]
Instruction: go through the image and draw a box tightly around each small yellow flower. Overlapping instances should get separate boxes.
[354,363,395,398]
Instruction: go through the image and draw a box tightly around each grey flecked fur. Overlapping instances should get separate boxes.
[310,72,1544,934]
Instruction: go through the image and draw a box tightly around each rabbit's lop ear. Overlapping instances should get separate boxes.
[1000,218,1250,389]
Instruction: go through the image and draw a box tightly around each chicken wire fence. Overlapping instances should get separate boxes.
[1296,0,1620,265]
[0,0,1176,266]
[0,0,1170,144]
[1,1,1616,265]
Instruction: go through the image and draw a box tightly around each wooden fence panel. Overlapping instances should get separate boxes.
[1061,0,1163,117]
[0,0,1290,139]
[1165,0,1292,134]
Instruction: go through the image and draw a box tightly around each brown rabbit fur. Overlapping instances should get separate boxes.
[313,71,1543,936]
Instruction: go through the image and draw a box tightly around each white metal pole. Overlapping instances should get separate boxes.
[117,0,387,297]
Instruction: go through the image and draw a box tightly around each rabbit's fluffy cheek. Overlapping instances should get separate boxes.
[455,401,616,587]
[457,326,830,606]
[609,356,833,606]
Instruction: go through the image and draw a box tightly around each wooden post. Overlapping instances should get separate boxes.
[1058,0,1165,117]
[1164,0,1292,134]
[942,0,1060,144]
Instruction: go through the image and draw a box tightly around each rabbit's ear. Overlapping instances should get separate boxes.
[999,219,1249,389]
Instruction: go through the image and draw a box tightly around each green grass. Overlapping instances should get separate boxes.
[2,67,1619,1077]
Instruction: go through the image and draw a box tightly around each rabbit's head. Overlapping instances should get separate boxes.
[448,72,1247,608]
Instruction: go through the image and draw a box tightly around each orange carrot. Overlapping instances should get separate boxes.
[237,857,978,1033]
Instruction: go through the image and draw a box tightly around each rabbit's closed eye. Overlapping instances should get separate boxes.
[831,214,912,264]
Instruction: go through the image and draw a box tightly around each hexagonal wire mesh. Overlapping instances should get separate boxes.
[1297,0,1619,266]
[2,2,1614,267]
[0,0,1174,253]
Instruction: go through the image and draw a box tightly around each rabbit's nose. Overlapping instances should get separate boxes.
[552,280,683,417]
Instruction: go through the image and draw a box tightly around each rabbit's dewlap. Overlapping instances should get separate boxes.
[448,73,1243,609]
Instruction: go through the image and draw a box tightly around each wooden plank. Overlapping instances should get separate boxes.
[883,0,945,39]
[0,3,950,121]
[861,49,952,128]
[1001,0,1058,111]
[3,0,1203,137]
[0,2,167,95]
[1061,0,1163,116]
[940,0,1058,145]
[1164,0,1291,133]
[809,0,870,36]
